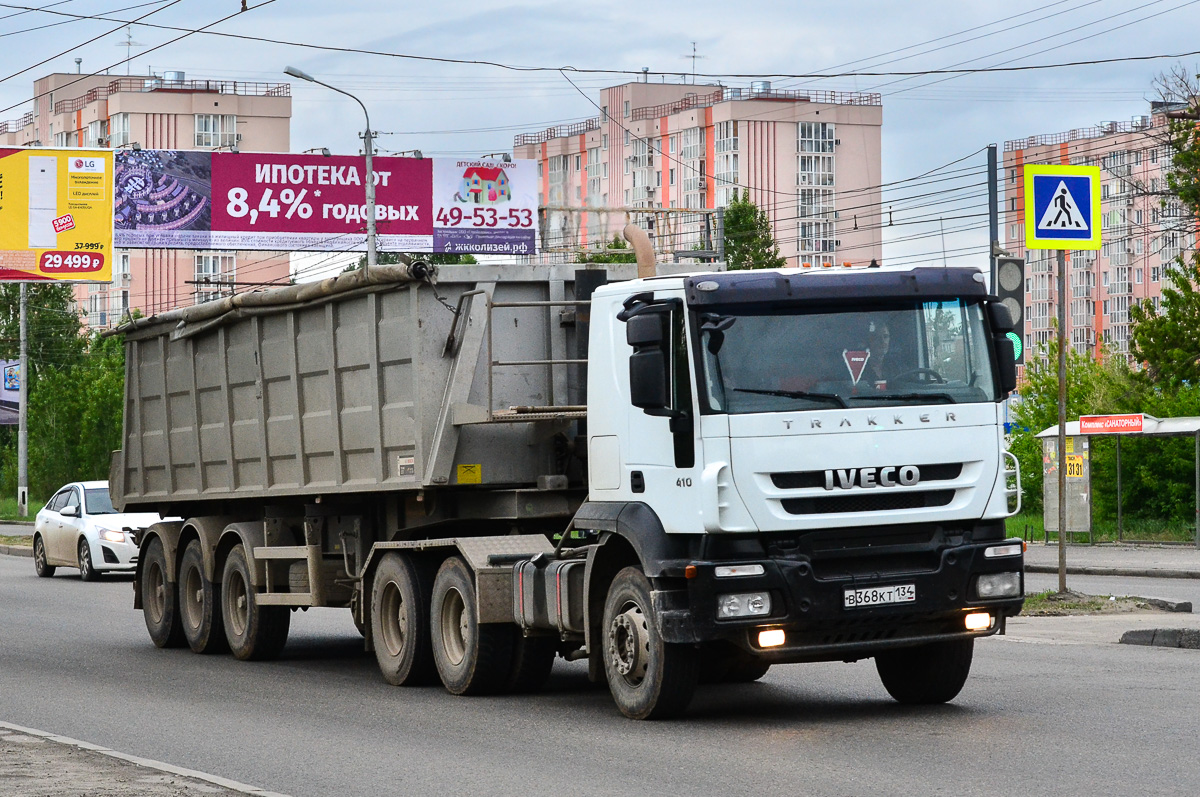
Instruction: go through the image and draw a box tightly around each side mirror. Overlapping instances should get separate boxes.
[626,313,670,410]
[988,302,1015,332]
[993,336,1017,395]
[61,504,79,518]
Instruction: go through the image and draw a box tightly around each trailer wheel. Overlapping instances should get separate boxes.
[141,537,185,649]
[602,566,699,720]
[430,556,512,695]
[875,638,974,704]
[371,552,436,686]
[221,544,290,661]
[506,633,557,694]
[179,540,228,655]
[33,535,55,578]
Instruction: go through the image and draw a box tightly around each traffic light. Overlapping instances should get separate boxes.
[995,256,1025,365]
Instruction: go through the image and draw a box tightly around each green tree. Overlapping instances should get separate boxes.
[1129,258,1200,384]
[723,190,785,270]
[576,235,637,264]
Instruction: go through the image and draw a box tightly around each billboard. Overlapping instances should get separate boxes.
[0,148,115,282]
[0,360,18,425]
[114,151,537,255]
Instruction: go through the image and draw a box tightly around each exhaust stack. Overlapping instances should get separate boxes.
[622,223,656,279]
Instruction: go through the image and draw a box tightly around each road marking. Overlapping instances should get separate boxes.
[0,721,291,797]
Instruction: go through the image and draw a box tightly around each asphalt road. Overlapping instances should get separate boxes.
[3,553,1199,797]
[1025,571,1200,605]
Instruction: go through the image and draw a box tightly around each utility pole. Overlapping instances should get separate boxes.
[18,283,27,517]
[988,144,999,291]
[1056,248,1068,592]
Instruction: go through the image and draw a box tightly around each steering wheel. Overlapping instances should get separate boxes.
[891,367,946,384]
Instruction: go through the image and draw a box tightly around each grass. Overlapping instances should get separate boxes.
[0,496,45,522]
[1007,512,1198,544]
[0,534,30,546]
[1021,589,1165,616]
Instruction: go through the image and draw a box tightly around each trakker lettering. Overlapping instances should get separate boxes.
[823,465,921,490]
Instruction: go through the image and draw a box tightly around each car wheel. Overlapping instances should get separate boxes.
[78,539,100,582]
[33,535,55,578]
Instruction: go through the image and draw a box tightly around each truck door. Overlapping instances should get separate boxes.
[622,297,704,529]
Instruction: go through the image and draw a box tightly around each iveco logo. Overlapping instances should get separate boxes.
[823,465,920,490]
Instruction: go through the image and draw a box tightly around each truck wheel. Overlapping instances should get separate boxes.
[371,552,435,686]
[725,656,771,683]
[430,556,512,695]
[179,540,228,655]
[875,639,974,704]
[602,566,699,720]
[506,633,556,694]
[78,539,100,582]
[221,545,290,661]
[33,535,55,578]
[141,537,185,648]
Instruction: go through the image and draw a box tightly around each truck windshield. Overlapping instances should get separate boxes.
[698,299,998,414]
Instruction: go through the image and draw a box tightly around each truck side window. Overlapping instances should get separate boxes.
[671,310,695,468]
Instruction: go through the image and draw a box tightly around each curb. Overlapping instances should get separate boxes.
[1119,628,1200,649]
[1025,563,1200,580]
[0,721,291,797]
[0,544,32,558]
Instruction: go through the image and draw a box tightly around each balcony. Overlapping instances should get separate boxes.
[0,112,33,134]
[630,87,880,121]
[53,78,290,115]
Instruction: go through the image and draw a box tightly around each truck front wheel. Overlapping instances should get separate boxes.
[875,638,974,704]
[221,545,290,661]
[371,552,435,685]
[430,556,512,695]
[141,537,185,648]
[179,540,228,654]
[602,566,699,720]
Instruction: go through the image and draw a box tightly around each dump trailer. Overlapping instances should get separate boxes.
[114,247,1025,719]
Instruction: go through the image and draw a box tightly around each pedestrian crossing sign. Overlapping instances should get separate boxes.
[1023,164,1101,250]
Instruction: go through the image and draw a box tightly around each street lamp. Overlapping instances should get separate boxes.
[284,65,377,275]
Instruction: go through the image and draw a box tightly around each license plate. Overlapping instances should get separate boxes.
[844,583,916,609]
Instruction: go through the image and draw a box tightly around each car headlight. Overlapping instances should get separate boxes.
[98,528,125,543]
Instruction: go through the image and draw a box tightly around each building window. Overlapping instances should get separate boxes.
[669,168,675,185]
[624,129,630,146]
[194,114,237,148]
[1009,169,1017,184]
[602,134,607,150]
[574,155,581,171]
[194,252,235,304]
[118,251,130,277]
[623,100,630,118]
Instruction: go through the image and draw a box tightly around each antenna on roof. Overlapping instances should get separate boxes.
[681,42,705,86]
[116,25,145,76]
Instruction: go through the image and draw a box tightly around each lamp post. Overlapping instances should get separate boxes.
[284,66,377,275]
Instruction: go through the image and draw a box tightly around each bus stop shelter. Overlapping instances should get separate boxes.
[1036,414,1200,548]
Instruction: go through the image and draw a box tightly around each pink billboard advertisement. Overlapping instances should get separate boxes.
[113,150,537,255]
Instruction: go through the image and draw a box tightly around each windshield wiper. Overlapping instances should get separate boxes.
[860,392,955,404]
[733,387,848,408]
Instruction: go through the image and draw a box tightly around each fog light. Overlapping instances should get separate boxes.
[758,629,785,647]
[717,592,771,619]
[976,572,1022,599]
[715,564,765,578]
[984,543,1022,559]
[964,612,992,631]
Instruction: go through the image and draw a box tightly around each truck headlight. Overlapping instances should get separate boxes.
[717,592,771,619]
[975,572,1021,599]
[98,529,125,543]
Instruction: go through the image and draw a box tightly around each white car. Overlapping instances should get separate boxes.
[33,481,164,581]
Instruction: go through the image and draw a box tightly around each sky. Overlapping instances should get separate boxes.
[0,0,1196,270]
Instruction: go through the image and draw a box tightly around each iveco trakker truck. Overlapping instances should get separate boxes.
[112,241,1024,719]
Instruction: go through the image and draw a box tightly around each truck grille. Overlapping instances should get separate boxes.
[771,463,963,490]
[781,489,955,515]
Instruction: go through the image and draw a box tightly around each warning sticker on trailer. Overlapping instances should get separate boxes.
[396,455,415,477]
[457,464,482,484]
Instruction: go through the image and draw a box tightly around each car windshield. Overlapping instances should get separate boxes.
[699,299,998,414]
[84,488,117,515]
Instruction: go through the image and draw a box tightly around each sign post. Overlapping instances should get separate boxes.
[1024,163,1101,591]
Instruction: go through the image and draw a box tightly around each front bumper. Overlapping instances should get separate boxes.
[655,538,1025,663]
[93,536,139,571]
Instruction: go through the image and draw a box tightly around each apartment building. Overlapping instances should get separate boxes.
[0,71,292,328]
[1003,105,1190,360]
[512,80,883,266]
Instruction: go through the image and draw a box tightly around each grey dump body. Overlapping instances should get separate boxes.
[112,263,625,516]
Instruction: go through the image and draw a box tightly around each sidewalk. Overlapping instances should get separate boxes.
[1023,541,1200,579]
